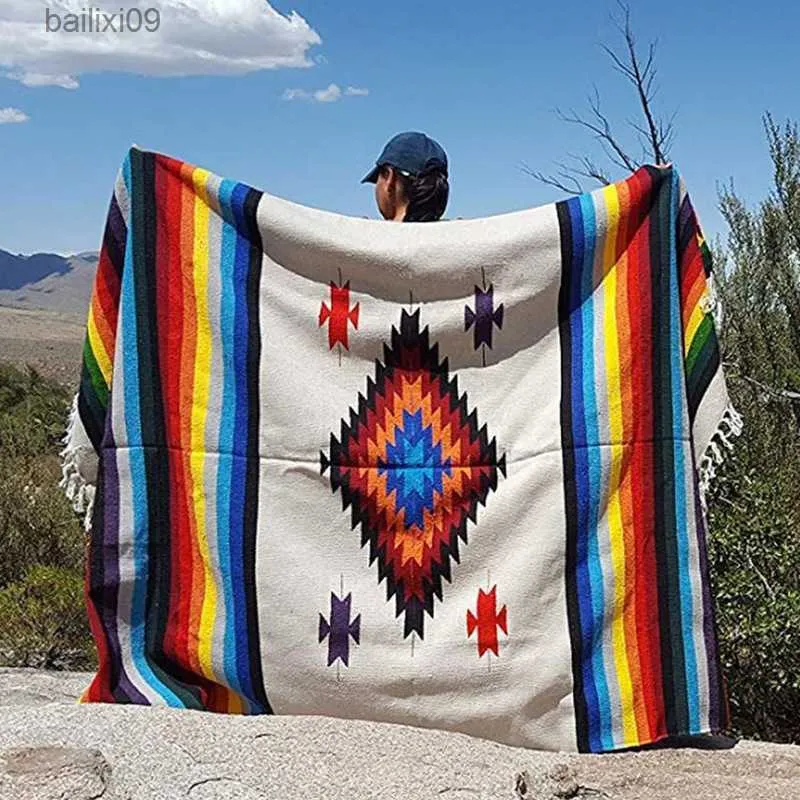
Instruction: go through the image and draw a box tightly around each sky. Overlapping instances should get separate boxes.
[0,0,798,255]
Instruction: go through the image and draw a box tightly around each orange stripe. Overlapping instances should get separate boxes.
[682,270,706,329]
[179,162,204,674]
[91,291,116,364]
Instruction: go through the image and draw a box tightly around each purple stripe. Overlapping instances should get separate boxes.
[693,474,722,727]
[100,438,147,704]
[105,195,127,277]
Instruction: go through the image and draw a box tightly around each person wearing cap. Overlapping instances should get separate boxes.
[361,132,449,222]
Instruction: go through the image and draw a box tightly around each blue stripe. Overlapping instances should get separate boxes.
[229,182,260,709]
[578,191,614,751]
[120,155,182,707]
[668,170,700,729]
[215,178,243,704]
[567,198,603,752]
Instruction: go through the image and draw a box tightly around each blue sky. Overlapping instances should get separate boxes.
[0,0,797,255]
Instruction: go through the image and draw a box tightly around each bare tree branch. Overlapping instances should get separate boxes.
[738,374,800,403]
[520,163,584,195]
[527,1,675,194]
[521,150,613,191]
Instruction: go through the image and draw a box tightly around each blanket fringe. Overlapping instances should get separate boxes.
[700,275,720,323]
[59,394,96,532]
[698,404,744,513]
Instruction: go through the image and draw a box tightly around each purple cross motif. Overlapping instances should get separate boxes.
[318,592,361,667]
[465,278,504,365]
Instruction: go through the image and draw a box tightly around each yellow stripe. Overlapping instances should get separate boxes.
[684,295,707,355]
[87,306,112,385]
[601,184,638,746]
[189,167,219,682]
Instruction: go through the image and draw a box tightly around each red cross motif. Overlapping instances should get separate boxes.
[319,281,360,351]
[466,586,508,657]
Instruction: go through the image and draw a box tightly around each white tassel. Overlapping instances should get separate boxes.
[697,404,744,514]
[702,273,724,330]
[59,394,98,531]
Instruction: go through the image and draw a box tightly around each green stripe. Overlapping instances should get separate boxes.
[83,336,109,408]
[699,239,713,276]
[685,315,713,375]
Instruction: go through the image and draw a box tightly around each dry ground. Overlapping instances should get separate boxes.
[0,306,85,386]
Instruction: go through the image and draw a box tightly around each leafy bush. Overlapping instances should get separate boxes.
[0,362,94,671]
[0,565,94,669]
[709,116,800,744]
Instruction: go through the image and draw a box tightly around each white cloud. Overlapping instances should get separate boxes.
[10,71,79,89]
[313,83,341,103]
[0,1,321,89]
[0,106,29,123]
[282,88,307,101]
[283,82,368,103]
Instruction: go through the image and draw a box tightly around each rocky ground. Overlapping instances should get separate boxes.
[1,669,799,799]
[0,306,85,386]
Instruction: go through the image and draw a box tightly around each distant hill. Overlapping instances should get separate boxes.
[0,250,98,314]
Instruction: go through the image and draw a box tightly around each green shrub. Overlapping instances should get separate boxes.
[0,363,73,456]
[0,565,94,670]
[708,443,800,744]
[709,115,800,745]
[0,456,85,588]
[0,361,93,671]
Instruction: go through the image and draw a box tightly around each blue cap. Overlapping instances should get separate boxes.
[361,131,448,183]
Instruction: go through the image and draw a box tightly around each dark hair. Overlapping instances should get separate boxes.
[399,166,449,222]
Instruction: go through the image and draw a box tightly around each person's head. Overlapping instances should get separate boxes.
[361,131,449,222]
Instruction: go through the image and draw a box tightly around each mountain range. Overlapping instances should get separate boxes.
[0,249,98,314]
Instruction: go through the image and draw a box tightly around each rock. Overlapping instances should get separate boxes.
[0,668,92,708]
[1,669,799,800]
[547,763,581,798]
[1,745,112,800]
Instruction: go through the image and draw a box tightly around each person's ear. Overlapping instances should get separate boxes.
[386,167,403,197]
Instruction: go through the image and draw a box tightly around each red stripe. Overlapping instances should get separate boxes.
[154,157,182,681]
[83,534,115,702]
[683,271,706,331]
[628,168,666,740]
[92,249,121,360]
[169,158,200,689]
[680,236,702,310]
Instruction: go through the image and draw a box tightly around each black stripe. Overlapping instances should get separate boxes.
[647,167,690,736]
[557,200,589,752]
[647,167,676,735]
[131,150,200,708]
[687,336,721,422]
[242,188,273,714]
[78,368,105,451]
[677,197,694,257]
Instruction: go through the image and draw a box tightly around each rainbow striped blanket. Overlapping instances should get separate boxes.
[62,147,741,753]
